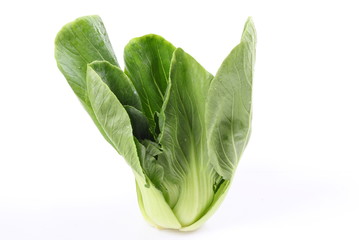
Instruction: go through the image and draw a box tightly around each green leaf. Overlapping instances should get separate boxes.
[158,48,218,226]
[206,17,256,180]
[55,15,119,145]
[88,61,142,111]
[124,34,176,135]
[55,15,118,103]
[86,65,145,178]
[159,48,213,182]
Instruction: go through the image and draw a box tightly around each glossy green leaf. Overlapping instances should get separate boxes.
[86,65,145,178]
[158,48,213,181]
[158,48,218,226]
[55,15,119,145]
[55,15,118,103]
[124,34,176,135]
[206,17,256,180]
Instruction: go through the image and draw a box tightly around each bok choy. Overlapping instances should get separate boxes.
[55,15,256,231]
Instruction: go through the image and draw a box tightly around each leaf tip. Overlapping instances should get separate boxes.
[241,16,257,45]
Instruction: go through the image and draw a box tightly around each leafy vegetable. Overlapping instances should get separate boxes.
[55,15,256,231]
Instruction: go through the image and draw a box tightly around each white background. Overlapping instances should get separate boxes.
[1,0,358,239]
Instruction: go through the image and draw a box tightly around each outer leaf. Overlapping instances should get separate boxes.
[206,17,256,180]
[55,15,118,102]
[124,34,176,135]
[86,65,145,178]
[55,15,119,144]
[158,48,218,226]
[159,48,213,182]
